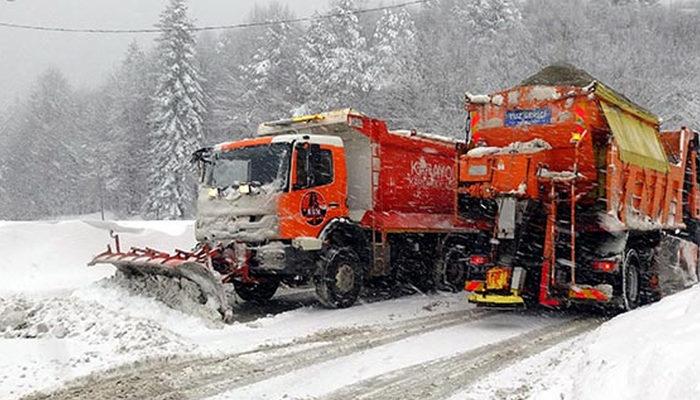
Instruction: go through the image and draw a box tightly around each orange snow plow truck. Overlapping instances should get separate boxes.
[459,64,700,310]
[91,109,475,320]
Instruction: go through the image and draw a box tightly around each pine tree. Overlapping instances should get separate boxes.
[297,0,371,112]
[367,8,422,127]
[103,41,155,215]
[215,3,300,136]
[612,0,660,5]
[455,0,521,37]
[369,8,419,91]
[239,11,299,126]
[145,0,207,219]
[4,68,82,218]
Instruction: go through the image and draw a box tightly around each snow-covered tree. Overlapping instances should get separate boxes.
[369,8,419,91]
[612,0,660,5]
[2,68,84,218]
[145,0,207,219]
[297,0,371,112]
[238,19,299,124]
[196,31,227,140]
[366,7,423,127]
[2,0,700,220]
[101,41,155,215]
[214,3,300,136]
[454,0,521,37]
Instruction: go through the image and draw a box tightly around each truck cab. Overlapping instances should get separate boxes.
[195,133,347,247]
[194,129,351,281]
[192,109,470,308]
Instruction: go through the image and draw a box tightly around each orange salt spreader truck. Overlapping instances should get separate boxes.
[458,65,700,310]
[90,109,476,320]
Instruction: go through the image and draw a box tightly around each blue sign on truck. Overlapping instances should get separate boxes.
[505,108,552,127]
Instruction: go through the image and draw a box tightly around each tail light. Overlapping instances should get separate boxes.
[592,260,618,273]
[469,254,490,265]
[464,280,484,292]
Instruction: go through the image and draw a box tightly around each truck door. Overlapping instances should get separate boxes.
[278,141,348,239]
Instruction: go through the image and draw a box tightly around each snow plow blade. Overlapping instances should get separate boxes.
[89,235,233,322]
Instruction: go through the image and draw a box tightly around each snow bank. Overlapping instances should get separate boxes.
[564,286,700,400]
[456,284,700,400]
[0,219,197,398]
[0,219,195,295]
[0,287,197,399]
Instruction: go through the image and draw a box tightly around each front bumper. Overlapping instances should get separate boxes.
[246,241,317,275]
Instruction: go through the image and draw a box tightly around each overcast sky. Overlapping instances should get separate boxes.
[0,0,328,112]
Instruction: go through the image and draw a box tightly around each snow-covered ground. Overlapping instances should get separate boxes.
[0,219,196,398]
[0,219,477,399]
[451,284,700,400]
[1,219,698,400]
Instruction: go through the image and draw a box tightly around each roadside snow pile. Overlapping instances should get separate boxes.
[0,294,191,352]
[0,290,195,399]
[467,138,552,157]
[455,284,700,400]
[0,219,203,398]
[100,271,224,324]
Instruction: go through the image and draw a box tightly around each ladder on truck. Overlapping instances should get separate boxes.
[370,141,388,275]
[539,178,578,307]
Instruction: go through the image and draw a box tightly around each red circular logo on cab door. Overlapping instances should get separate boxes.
[301,191,327,226]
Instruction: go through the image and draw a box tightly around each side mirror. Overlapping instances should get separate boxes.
[191,147,212,183]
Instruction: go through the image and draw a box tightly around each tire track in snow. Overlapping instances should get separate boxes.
[21,307,494,400]
[319,317,604,400]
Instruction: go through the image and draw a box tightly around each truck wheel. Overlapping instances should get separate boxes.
[621,249,641,311]
[315,247,364,309]
[234,278,280,302]
[435,247,467,292]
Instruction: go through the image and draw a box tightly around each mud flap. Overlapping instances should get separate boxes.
[653,235,700,296]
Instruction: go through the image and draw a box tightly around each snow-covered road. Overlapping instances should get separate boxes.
[1,219,698,400]
[17,302,596,400]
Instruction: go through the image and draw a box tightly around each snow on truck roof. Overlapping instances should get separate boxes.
[213,134,343,152]
[256,108,459,145]
[390,130,460,145]
[256,108,359,137]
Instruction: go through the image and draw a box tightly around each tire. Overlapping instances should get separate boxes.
[233,278,280,302]
[315,247,364,309]
[621,249,641,311]
[435,247,467,292]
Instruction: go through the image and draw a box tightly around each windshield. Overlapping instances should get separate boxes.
[206,143,290,190]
